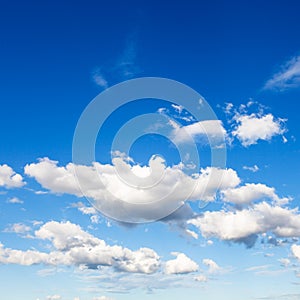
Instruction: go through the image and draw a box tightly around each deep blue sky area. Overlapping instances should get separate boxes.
[1,0,300,167]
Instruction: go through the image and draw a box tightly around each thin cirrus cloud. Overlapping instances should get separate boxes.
[264,55,300,91]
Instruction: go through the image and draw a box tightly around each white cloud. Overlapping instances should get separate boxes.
[92,297,115,300]
[170,119,226,146]
[0,221,160,274]
[189,202,300,247]
[4,223,31,234]
[232,113,286,146]
[0,164,25,188]
[243,165,259,172]
[202,258,221,274]
[291,244,300,260]
[46,295,61,300]
[264,55,300,91]
[221,183,290,206]
[7,197,24,204]
[194,274,207,282]
[164,252,198,274]
[25,157,240,222]
[278,258,291,267]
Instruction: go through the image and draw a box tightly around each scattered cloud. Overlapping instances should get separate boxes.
[92,69,108,89]
[232,113,286,147]
[0,164,25,188]
[264,55,300,91]
[169,119,227,146]
[7,196,24,204]
[46,295,61,300]
[164,252,199,274]
[243,165,259,172]
[188,202,300,247]
[202,258,222,274]
[3,223,31,234]
[221,183,290,206]
[0,221,161,274]
[291,244,300,260]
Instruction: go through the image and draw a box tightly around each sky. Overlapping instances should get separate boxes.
[1,1,300,299]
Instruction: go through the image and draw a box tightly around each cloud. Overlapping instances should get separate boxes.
[24,157,240,222]
[7,197,24,204]
[92,297,115,300]
[194,274,208,282]
[46,296,61,300]
[0,164,25,188]
[0,220,161,274]
[169,119,226,146]
[202,258,221,274]
[92,70,108,89]
[221,183,290,206]
[4,223,31,234]
[164,252,199,274]
[291,244,300,260]
[243,165,259,172]
[188,202,300,247]
[232,113,286,147]
[264,55,300,91]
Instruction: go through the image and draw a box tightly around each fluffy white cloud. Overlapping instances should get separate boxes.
[169,119,226,146]
[92,296,115,300]
[291,244,300,260]
[202,258,221,274]
[221,183,290,206]
[164,252,198,274]
[232,113,285,146]
[189,202,300,247]
[0,221,160,274]
[25,157,240,222]
[264,55,300,91]
[0,164,25,188]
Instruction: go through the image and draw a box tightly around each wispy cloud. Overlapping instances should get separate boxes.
[264,55,300,91]
[114,33,140,80]
[92,69,108,89]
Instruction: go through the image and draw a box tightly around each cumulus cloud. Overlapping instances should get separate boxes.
[232,113,286,147]
[164,252,199,274]
[264,55,300,91]
[92,297,115,300]
[291,244,300,260]
[25,157,240,222]
[221,183,290,206]
[188,202,300,247]
[0,221,160,274]
[0,164,25,188]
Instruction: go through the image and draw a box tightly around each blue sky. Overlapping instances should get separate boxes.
[1,1,300,299]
